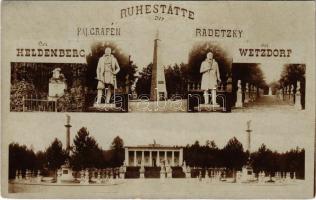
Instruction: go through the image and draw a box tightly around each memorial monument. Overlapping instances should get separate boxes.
[57,115,74,182]
[200,52,221,107]
[48,68,67,100]
[150,31,167,101]
[239,120,256,183]
[95,47,120,106]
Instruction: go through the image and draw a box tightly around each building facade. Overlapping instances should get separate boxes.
[125,144,183,167]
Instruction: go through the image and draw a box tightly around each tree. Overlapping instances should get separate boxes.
[9,143,38,179]
[111,136,124,150]
[109,136,125,167]
[221,137,247,170]
[45,138,67,171]
[206,140,217,149]
[251,144,279,176]
[71,127,103,170]
[231,63,268,103]
[279,64,306,108]
[165,63,189,98]
[135,63,152,96]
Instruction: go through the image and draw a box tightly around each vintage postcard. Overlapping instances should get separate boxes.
[1,1,315,198]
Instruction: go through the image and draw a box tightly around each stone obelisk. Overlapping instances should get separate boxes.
[150,31,167,101]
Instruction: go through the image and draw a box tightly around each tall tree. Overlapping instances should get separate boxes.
[9,143,38,179]
[135,63,152,96]
[221,137,247,170]
[71,127,103,170]
[109,136,125,167]
[45,138,67,171]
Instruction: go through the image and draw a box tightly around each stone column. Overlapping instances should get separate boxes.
[171,151,175,166]
[149,151,152,166]
[164,151,167,165]
[235,80,243,108]
[125,148,129,166]
[157,151,160,166]
[179,149,183,166]
[141,151,145,165]
[133,151,137,166]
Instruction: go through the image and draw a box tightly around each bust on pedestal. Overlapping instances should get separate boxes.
[48,68,67,100]
[160,163,166,179]
[140,161,145,179]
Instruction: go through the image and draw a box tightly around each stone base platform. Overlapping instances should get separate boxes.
[87,103,125,112]
[195,104,226,112]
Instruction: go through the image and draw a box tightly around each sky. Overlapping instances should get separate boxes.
[6,112,311,153]
[114,17,195,69]
[259,61,285,84]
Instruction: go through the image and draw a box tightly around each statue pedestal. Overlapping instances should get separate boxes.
[240,165,256,183]
[48,68,67,100]
[140,166,145,179]
[185,172,191,178]
[59,164,74,183]
[198,104,221,112]
[93,103,115,108]
[89,103,124,112]
[48,82,66,99]
[160,167,166,179]
[120,172,125,179]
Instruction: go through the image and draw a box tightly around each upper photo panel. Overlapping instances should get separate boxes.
[5,2,314,113]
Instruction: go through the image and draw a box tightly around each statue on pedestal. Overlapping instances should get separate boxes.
[36,170,42,183]
[200,52,221,105]
[18,170,22,180]
[96,47,120,104]
[186,166,191,178]
[96,170,101,184]
[119,165,126,179]
[56,169,62,183]
[15,170,19,182]
[84,169,89,184]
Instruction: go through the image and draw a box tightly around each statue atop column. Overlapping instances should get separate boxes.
[96,47,120,104]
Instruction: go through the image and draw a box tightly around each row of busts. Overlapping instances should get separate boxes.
[181,166,227,179]
[274,172,296,183]
[160,165,172,173]
[237,171,297,184]
[78,169,125,184]
[15,169,42,183]
[205,170,224,180]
